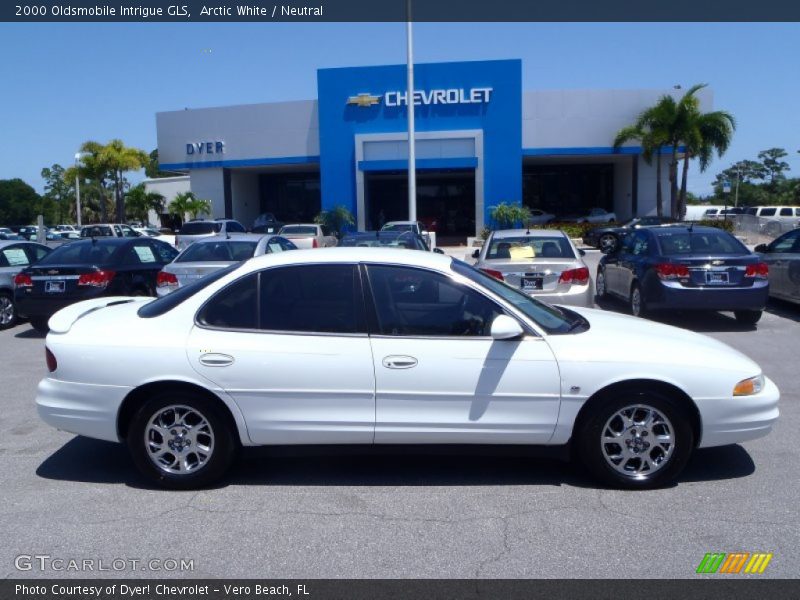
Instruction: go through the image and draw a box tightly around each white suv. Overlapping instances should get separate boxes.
[175,219,246,251]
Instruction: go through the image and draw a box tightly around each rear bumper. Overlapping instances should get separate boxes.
[697,376,780,447]
[646,280,769,311]
[15,291,104,319]
[530,284,593,308]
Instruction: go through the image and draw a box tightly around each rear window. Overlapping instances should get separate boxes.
[80,225,114,237]
[177,241,258,263]
[655,230,748,255]
[281,226,317,235]
[36,241,118,265]
[339,234,426,250]
[138,263,240,318]
[179,222,222,235]
[485,236,575,260]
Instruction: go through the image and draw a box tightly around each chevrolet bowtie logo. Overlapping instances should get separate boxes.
[347,93,381,107]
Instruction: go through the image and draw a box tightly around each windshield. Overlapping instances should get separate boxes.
[655,230,748,255]
[340,233,427,250]
[485,236,575,260]
[451,260,578,334]
[179,222,222,235]
[36,241,118,265]
[280,226,317,235]
[177,241,258,263]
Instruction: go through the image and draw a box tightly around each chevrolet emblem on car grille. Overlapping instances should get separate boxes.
[346,93,381,107]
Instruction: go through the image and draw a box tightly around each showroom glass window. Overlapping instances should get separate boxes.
[365,265,504,337]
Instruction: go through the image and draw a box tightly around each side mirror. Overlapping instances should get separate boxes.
[471,249,480,259]
[490,315,524,340]
[754,244,768,253]
[433,247,445,254]
[579,249,586,256]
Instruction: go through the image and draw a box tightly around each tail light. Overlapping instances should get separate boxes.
[45,347,57,372]
[312,238,319,248]
[745,262,769,279]
[656,263,690,280]
[157,270,179,288]
[558,267,590,286]
[77,270,116,288]
[480,268,504,281]
[14,273,33,288]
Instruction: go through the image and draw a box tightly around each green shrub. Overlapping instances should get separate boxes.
[488,202,531,229]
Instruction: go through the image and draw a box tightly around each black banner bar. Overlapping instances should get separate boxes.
[3,0,800,22]
[4,580,800,600]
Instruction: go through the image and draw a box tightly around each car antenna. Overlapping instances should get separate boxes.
[688,221,694,232]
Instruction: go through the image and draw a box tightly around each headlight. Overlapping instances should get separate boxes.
[733,374,765,396]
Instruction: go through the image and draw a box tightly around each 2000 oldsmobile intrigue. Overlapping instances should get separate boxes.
[36,249,779,489]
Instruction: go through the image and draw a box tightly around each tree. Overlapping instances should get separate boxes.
[0,179,43,225]
[488,202,531,229]
[101,139,148,223]
[145,149,177,179]
[64,141,112,222]
[757,148,790,185]
[125,183,165,225]
[314,205,354,237]
[168,192,211,220]
[41,164,75,223]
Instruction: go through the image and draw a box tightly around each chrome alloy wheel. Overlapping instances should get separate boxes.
[595,269,606,296]
[144,405,215,475]
[600,405,674,478]
[0,295,14,326]
[630,286,642,317]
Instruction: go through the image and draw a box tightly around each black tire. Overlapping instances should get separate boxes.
[0,291,17,330]
[734,310,762,325]
[629,282,647,317]
[595,267,608,299]
[577,390,694,489]
[30,317,49,333]
[598,233,618,253]
[127,391,237,490]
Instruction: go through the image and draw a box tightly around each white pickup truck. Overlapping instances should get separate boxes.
[278,224,338,249]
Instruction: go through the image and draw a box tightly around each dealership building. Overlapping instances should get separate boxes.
[155,59,707,243]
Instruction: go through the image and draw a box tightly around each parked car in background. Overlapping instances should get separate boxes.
[756,229,800,305]
[278,224,337,249]
[175,219,246,251]
[17,226,45,240]
[745,206,800,237]
[80,223,141,238]
[583,216,676,252]
[14,237,178,332]
[54,225,78,233]
[338,231,438,252]
[381,221,433,246]
[35,248,778,490]
[251,213,284,234]
[56,231,81,241]
[0,241,51,329]
[472,229,592,307]
[134,227,176,246]
[527,209,556,225]
[157,234,296,296]
[0,228,23,241]
[562,208,617,224]
[596,225,769,324]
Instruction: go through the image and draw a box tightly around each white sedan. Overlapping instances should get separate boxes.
[278,224,337,249]
[36,249,778,490]
[563,208,618,224]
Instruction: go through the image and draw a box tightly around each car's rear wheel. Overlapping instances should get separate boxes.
[577,391,693,489]
[127,391,237,489]
[629,283,647,317]
[30,317,49,333]
[0,292,17,330]
[734,310,762,325]
[598,233,618,252]
[595,268,607,299]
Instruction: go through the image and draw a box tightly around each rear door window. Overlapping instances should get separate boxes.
[760,208,777,217]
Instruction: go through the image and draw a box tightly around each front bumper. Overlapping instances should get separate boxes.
[697,376,780,447]
[36,377,131,442]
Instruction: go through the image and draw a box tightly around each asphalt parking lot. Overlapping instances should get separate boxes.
[1,249,798,579]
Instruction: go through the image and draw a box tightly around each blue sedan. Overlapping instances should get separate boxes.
[596,225,769,325]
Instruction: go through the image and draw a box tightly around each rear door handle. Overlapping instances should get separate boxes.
[199,353,235,367]
[382,355,418,369]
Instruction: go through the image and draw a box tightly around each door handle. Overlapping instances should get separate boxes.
[382,355,418,369]
[199,353,235,367]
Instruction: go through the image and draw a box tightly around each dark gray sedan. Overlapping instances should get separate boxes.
[756,229,800,305]
[0,240,51,329]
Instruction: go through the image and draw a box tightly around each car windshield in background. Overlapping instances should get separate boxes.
[381,223,414,232]
[177,241,258,263]
[452,260,575,334]
[281,226,317,235]
[339,233,427,250]
[35,241,118,265]
[486,236,575,260]
[179,222,222,235]
[655,230,748,255]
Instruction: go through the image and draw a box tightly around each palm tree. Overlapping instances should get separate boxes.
[315,205,355,237]
[125,183,165,225]
[64,141,112,222]
[101,139,149,223]
[169,192,212,221]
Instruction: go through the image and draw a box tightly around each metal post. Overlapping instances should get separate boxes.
[734,167,741,208]
[74,153,82,226]
[406,1,416,222]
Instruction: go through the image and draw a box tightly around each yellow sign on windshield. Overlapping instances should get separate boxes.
[509,245,535,260]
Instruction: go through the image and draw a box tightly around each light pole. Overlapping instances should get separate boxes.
[406,0,416,222]
[734,166,742,208]
[73,152,86,226]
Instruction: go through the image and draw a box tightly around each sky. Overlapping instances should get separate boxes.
[1,22,799,196]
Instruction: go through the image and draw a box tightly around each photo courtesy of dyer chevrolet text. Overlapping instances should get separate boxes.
[15,584,307,597]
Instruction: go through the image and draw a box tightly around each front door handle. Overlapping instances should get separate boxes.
[382,355,418,369]
[199,353,235,367]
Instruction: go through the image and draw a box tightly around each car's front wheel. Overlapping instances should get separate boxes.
[577,391,694,489]
[629,283,647,317]
[595,268,607,299]
[127,391,237,489]
[598,233,618,253]
[0,292,17,330]
[734,310,763,325]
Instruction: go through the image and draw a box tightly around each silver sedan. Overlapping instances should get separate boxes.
[157,234,296,296]
[756,229,800,305]
[472,229,593,307]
